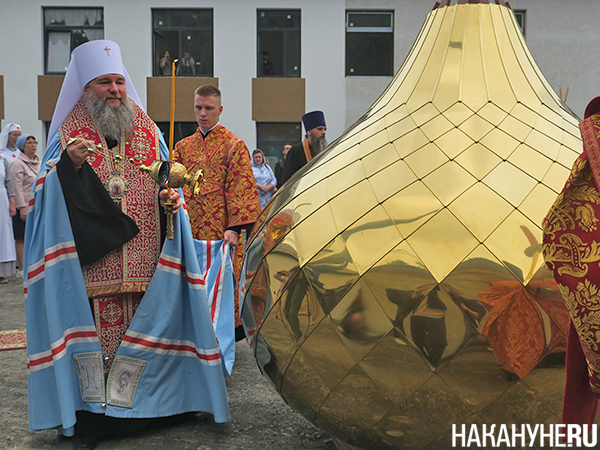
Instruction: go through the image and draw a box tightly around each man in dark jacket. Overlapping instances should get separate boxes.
[281,110,327,184]
[274,142,292,188]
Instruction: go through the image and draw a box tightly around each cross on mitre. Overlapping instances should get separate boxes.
[104,46,111,56]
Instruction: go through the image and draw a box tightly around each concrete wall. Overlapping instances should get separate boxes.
[514,0,600,118]
[0,0,598,155]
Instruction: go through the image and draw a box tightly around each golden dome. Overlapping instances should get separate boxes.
[241,1,580,448]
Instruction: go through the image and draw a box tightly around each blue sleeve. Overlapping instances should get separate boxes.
[268,166,277,188]
[42,132,63,168]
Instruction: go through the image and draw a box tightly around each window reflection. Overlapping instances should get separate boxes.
[44,7,104,74]
[152,9,213,77]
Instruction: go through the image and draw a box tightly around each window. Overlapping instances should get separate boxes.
[44,7,104,74]
[514,10,526,36]
[257,10,301,78]
[153,9,213,77]
[156,122,197,148]
[346,11,393,77]
[256,122,302,162]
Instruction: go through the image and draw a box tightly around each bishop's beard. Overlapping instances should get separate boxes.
[84,91,135,141]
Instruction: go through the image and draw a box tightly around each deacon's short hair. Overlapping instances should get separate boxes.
[195,84,221,101]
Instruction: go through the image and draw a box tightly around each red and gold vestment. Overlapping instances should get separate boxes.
[543,109,600,426]
[174,125,261,326]
[57,98,162,370]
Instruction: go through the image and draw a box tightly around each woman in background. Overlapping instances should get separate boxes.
[10,134,40,276]
[0,151,16,283]
[251,149,277,209]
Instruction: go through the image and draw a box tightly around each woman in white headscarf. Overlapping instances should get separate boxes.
[0,151,16,283]
[251,149,277,209]
[0,123,22,167]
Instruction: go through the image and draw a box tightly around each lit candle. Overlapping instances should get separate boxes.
[166,59,178,240]
[169,59,178,163]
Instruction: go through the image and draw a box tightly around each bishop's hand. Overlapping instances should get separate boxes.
[65,136,94,170]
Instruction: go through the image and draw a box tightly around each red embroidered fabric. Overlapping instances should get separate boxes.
[174,126,261,325]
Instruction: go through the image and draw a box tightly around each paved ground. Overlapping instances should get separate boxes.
[0,273,337,450]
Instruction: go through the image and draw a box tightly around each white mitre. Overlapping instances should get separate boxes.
[47,39,143,147]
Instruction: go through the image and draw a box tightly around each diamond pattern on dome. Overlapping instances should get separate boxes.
[392,128,430,159]
[419,114,455,142]
[480,380,559,428]
[278,268,324,344]
[442,102,475,127]
[383,181,442,239]
[290,317,356,391]
[386,114,419,143]
[555,145,582,171]
[361,143,399,178]
[334,127,363,153]
[329,280,394,364]
[497,114,533,143]
[382,103,411,128]
[458,114,495,142]
[358,128,391,159]
[436,334,519,413]
[479,127,521,159]
[326,144,360,175]
[280,180,330,227]
[315,365,397,448]
[280,347,330,422]
[541,161,574,194]
[292,204,338,267]
[422,161,477,206]
[477,102,510,126]
[362,240,435,326]
[482,161,537,207]
[404,142,449,179]
[483,210,544,283]
[507,143,553,181]
[241,3,579,448]
[359,330,434,404]
[433,127,474,160]
[329,180,378,235]
[374,375,471,450]
[534,113,570,147]
[448,182,513,242]
[453,142,502,180]
[340,205,403,275]
[304,236,360,315]
[401,286,479,372]
[441,244,519,332]
[255,310,296,390]
[410,102,442,128]
[326,160,366,200]
[509,102,540,129]
[368,159,417,203]
[405,208,479,282]
[561,128,584,154]
[519,183,564,223]
[523,130,562,166]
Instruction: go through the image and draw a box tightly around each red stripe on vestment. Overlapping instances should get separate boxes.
[28,244,77,280]
[122,335,221,361]
[27,330,97,368]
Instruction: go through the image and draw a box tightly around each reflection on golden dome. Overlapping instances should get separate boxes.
[241,1,579,448]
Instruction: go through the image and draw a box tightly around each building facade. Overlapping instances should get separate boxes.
[0,0,598,162]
